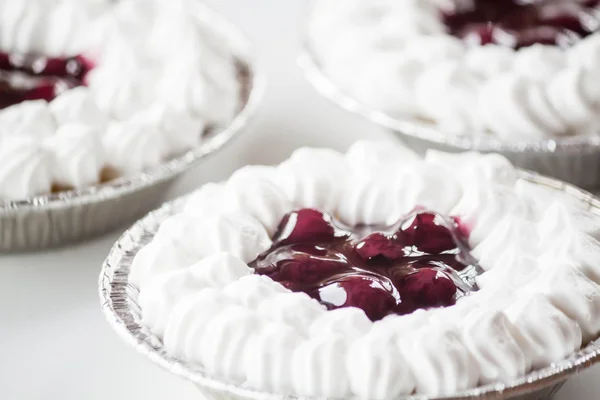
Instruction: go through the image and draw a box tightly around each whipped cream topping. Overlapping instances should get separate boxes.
[292,335,350,398]
[505,293,582,369]
[182,182,227,218]
[133,103,205,157]
[86,61,157,121]
[397,323,478,395]
[462,310,531,384]
[337,175,403,226]
[132,141,600,397]
[162,288,235,359]
[308,307,372,340]
[347,332,415,399]
[0,0,240,200]
[0,0,107,57]
[245,323,303,393]
[452,183,527,246]
[339,162,463,226]
[102,119,166,175]
[345,140,420,177]
[130,212,271,289]
[471,215,537,270]
[425,149,518,186]
[276,148,347,214]
[50,87,107,128]
[526,262,600,343]
[223,275,290,309]
[371,310,431,336]
[222,174,293,235]
[0,100,57,138]
[45,123,106,188]
[309,1,600,140]
[0,137,53,200]
[139,251,253,336]
[257,292,325,334]
[475,249,539,290]
[197,307,265,381]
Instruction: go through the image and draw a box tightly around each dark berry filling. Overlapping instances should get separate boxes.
[250,209,480,321]
[0,52,94,109]
[441,0,600,49]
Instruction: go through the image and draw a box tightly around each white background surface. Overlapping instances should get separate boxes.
[1,1,599,399]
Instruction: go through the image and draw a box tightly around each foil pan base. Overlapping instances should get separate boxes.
[398,134,600,191]
[100,171,600,400]
[0,178,176,252]
[195,382,564,400]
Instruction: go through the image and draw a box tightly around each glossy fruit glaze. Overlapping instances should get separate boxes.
[250,209,479,321]
[0,52,93,109]
[442,0,600,49]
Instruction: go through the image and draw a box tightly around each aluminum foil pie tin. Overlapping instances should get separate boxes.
[0,4,264,252]
[100,171,600,400]
[298,48,600,191]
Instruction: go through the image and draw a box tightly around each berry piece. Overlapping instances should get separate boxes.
[0,52,91,79]
[0,78,72,109]
[463,24,504,46]
[0,51,92,109]
[354,232,405,262]
[442,0,599,49]
[400,212,457,254]
[258,251,351,286]
[314,275,398,321]
[274,209,347,245]
[395,268,457,315]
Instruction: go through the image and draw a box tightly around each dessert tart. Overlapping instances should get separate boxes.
[104,140,600,399]
[309,0,600,140]
[0,0,239,201]
[302,0,600,189]
[0,0,260,250]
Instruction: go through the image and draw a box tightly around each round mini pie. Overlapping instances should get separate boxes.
[307,0,600,141]
[129,140,600,398]
[0,0,239,201]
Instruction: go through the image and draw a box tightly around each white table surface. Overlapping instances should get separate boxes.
[1,1,599,399]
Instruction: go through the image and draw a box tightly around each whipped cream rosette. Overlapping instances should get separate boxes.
[101,140,600,399]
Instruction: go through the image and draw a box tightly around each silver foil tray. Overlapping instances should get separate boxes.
[100,170,600,400]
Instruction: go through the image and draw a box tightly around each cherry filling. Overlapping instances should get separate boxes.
[250,209,480,321]
[441,0,600,49]
[0,52,93,109]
